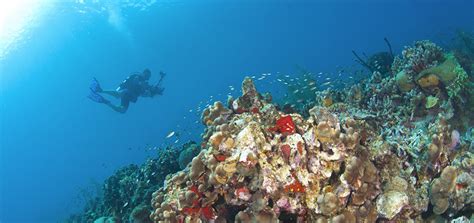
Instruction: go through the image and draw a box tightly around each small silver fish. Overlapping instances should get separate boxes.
[322,82,331,86]
[293,89,299,93]
[166,131,175,138]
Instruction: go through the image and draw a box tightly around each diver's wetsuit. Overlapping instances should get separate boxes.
[117,74,149,110]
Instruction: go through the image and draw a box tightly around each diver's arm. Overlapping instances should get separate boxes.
[141,84,154,97]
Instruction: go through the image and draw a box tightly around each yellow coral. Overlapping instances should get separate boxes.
[416,53,469,98]
[322,96,333,107]
[425,96,439,109]
[417,74,440,88]
[315,121,339,143]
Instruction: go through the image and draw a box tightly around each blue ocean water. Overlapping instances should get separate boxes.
[0,0,473,222]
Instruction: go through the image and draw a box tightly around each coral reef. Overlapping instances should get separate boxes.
[67,143,198,223]
[352,38,395,76]
[275,70,319,117]
[71,37,474,223]
[150,69,473,222]
[178,142,201,169]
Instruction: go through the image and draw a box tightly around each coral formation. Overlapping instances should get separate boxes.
[149,70,474,222]
[178,142,201,169]
[67,144,193,223]
[71,37,474,223]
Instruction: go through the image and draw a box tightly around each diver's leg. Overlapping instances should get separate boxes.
[105,96,130,113]
[104,101,128,113]
[101,90,121,99]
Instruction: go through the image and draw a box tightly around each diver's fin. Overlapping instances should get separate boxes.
[88,92,110,104]
[89,77,103,93]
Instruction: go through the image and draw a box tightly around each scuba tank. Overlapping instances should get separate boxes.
[116,72,142,91]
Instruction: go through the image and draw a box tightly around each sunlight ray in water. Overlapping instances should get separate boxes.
[0,0,53,61]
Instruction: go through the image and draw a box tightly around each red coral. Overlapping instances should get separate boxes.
[182,207,200,215]
[297,141,304,155]
[189,185,200,197]
[182,185,216,220]
[281,144,291,160]
[235,107,246,114]
[270,115,296,134]
[284,177,305,193]
[214,154,227,162]
[189,185,201,207]
[235,186,250,200]
[284,172,305,193]
[201,206,215,220]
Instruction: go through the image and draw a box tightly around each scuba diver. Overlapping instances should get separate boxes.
[88,69,165,113]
